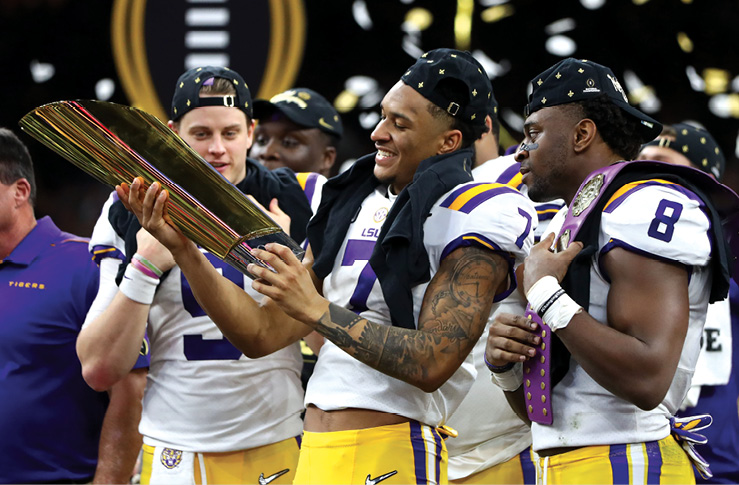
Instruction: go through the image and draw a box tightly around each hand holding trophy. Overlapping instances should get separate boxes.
[19,99,303,278]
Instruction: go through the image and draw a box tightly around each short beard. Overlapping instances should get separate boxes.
[526,150,567,203]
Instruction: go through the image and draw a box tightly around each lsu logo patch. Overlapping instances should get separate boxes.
[160,448,183,469]
[373,207,389,223]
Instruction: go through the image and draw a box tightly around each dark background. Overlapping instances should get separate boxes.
[2,0,738,236]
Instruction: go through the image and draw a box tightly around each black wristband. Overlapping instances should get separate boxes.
[537,288,566,318]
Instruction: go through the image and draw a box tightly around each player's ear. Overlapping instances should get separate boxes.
[572,118,597,154]
[168,120,180,135]
[321,146,337,173]
[13,178,31,206]
[438,129,463,154]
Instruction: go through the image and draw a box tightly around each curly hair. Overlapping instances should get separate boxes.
[568,94,644,160]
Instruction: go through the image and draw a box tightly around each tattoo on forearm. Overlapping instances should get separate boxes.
[313,247,508,387]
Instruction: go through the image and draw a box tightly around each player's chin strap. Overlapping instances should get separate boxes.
[670,414,713,479]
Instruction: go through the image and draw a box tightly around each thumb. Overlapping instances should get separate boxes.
[532,232,556,253]
[559,240,584,264]
[269,198,285,216]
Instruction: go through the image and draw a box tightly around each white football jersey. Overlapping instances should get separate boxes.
[533,179,714,451]
[85,172,325,452]
[447,158,563,479]
[446,290,532,479]
[472,155,564,241]
[305,181,537,427]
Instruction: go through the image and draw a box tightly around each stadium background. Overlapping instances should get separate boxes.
[2,0,738,236]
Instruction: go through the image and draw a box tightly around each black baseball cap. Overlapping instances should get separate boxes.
[252,88,343,138]
[170,66,252,121]
[487,85,499,118]
[524,58,662,142]
[642,122,726,180]
[401,48,492,127]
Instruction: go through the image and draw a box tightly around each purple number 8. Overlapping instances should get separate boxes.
[647,199,683,243]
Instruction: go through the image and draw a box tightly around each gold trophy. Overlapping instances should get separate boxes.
[19,99,304,277]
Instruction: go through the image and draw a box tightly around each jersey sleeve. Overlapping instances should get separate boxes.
[82,256,151,369]
[295,172,328,215]
[89,191,127,264]
[599,180,712,267]
[472,156,565,242]
[425,182,538,301]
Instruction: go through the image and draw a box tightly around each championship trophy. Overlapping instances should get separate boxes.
[19,100,304,278]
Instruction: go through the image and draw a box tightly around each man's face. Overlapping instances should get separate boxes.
[370,81,453,194]
[250,113,333,175]
[637,143,694,168]
[170,105,253,185]
[515,106,574,203]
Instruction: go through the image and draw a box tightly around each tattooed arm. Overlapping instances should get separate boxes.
[251,244,510,392]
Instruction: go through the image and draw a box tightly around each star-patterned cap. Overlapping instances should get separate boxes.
[401,48,492,127]
[170,66,252,121]
[253,88,343,138]
[525,58,661,143]
[487,84,499,119]
[643,122,725,180]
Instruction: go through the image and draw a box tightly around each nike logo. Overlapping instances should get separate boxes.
[258,469,289,485]
[318,117,334,130]
[365,470,397,485]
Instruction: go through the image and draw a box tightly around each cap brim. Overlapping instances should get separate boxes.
[252,99,279,121]
[617,102,662,143]
[253,99,309,128]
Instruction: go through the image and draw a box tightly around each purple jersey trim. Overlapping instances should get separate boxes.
[91,244,125,264]
[536,203,563,221]
[603,180,705,214]
[497,163,522,185]
[440,233,516,302]
[440,182,489,207]
[441,184,518,214]
[133,334,151,369]
[301,172,319,204]
[598,238,691,284]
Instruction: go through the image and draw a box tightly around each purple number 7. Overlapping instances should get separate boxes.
[342,239,378,314]
[515,207,533,249]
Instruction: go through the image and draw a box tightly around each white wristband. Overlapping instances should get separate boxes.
[526,276,583,332]
[490,362,523,392]
[119,263,159,305]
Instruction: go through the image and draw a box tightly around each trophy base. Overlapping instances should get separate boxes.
[226,233,306,280]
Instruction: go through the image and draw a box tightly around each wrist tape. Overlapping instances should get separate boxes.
[526,276,583,332]
[489,362,523,392]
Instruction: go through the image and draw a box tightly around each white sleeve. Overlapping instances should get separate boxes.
[599,183,712,266]
[89,191,127,263]
[425,182,538,301]
[82,257,123,328]
[540,206,568,242]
